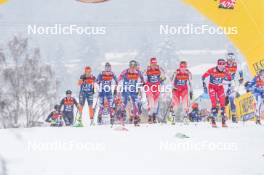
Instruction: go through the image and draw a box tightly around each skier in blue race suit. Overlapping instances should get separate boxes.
[97,62,118,125]
[59,90,79,126]
[118,60,145,126]
[78,66,96,125]
[188,103,202,122]
[224,52,244,123]
[246,69,264,125]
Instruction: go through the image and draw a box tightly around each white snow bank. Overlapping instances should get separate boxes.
[0,122,263,175]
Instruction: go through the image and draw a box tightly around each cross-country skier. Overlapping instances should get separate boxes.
[45,105,64,127]
[78,66,97,125]
[225,52,244,123]
[118,60,145,126]
[189,103,202,122]
[59,90,79,126]
[202,59,231,128]
[97,62,118,125]
[144,57,166,123]
[170,61,193,124]
[246,69,264,125]
[113,95,126,126]
[136,61,144,116]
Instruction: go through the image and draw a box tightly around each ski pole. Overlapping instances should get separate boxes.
[162,98,173,123]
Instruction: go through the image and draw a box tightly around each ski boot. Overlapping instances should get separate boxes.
[168,109,176,125]
[153,114,157,124]
[211,107,218,128]
[128,111,133,124]
[256,117,262,125]
[134,116,140,127]
[231,115,238,123]
[256,120,262,125]
[97,115,102,125]
[148,115,153,124]
[74,116,84,127]
[129,118,133,124]
[90,119,95,126]
[183,115,189,125]
[211,118,217,128]
[73,112,83,127]
[110,117,114,127]
[222,118,228,128]
[74,120,83,127]
[171,114,176,125]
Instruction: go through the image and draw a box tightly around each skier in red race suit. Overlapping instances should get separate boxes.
[45,105,64,127]
[202,59,231,128]
[170,61,193,123]
[145,57,166,123]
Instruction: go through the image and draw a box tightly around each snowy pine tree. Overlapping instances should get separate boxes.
[0,36,58,128]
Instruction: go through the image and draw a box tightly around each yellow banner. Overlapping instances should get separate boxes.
[226,92,256,120]
[0,0,8,4]
[236,93,256,120]
[184,0,264,76]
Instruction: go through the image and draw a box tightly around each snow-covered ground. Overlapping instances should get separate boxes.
[0,122,263,175]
